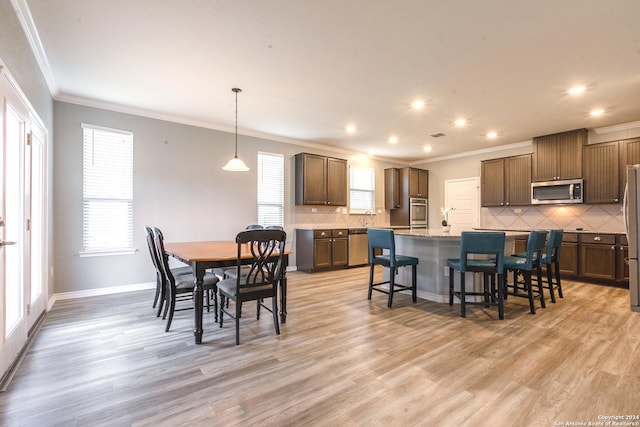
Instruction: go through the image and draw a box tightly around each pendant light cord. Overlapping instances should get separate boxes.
[233,87,242,157]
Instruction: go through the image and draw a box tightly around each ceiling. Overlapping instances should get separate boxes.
[20,0,640,162]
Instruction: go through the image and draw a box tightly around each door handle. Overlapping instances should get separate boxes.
[0,240,17,247]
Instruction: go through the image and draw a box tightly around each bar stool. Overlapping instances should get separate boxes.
[447,232,506,319]
[367,228,418,307]
[503,230,546,314]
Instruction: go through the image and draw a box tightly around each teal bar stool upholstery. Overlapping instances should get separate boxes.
[447,232,506,319]
[367,228,418,307]
[542,229,564,302]
[512,229,564,303]
[503,230,546,314]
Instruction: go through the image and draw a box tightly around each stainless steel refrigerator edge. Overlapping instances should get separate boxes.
[624,164,640,312]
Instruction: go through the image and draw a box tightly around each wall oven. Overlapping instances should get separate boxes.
[531,179,583,205]
[410,198,428,227]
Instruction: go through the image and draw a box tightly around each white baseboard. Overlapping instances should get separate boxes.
[48,282,156,311]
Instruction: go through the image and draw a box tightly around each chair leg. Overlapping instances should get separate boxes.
[536,264,546,308]
[411,264,417,303]
[165,292,176,332]
[213,290,218,323]
[460,271,466,318]
[497,273,504,320]
[368,264,374,300]
[388,267,396,307]
[153,275,161,308]
[524,270,536,314]
[483,272,490,307]
[555,262,563,298]
[448,267,454,306]
[546,263,556,303]
[235,297,241,345]
[272,296,280,336]
[219,295,225,327]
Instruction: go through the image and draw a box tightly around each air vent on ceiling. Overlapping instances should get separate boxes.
[430,132,446,138]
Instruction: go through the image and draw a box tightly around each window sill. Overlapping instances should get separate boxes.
[79,249,137,257]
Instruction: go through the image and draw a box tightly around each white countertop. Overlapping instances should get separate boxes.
[393,228,529,239]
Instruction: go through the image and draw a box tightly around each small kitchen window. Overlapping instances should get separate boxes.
[349,166,375,214]
[257,151,284,227]
[81,124,134,255]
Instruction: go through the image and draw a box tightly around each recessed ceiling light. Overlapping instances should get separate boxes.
[568,85,586,95]
[590,108,605,117]
[454,119,466,127]
[388,136,398,144]
[423,146,432,152]
[411,99,425,110]
[346,124,357,134]
[486,131,498,139]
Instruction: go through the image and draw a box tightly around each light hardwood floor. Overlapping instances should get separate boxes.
[1,267,639,426]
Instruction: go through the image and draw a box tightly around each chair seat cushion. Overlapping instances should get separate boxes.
[217,278,273,297]
[175,272,219,291]
[171,266,193,276]
[372,254,418,267]
[503,255,532,269]
[447,258,498,271]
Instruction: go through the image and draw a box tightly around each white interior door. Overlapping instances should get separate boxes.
[444,177,480,230]
[0,66,47,379]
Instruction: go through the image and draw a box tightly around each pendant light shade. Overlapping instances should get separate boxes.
[222,87,250,172]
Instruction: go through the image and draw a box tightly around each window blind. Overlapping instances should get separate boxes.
[349,166,375,213]
[257,152,284,227]
[82,124,134,253]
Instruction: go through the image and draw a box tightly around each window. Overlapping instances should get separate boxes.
[257,152,284,227]
[349,166,375,213]
[81,124,134,254]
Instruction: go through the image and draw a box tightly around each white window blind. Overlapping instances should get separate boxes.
[82,124,134,254]
[349,166,375,213]
[257,152,284,227]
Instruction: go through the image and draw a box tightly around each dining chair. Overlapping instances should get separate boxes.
[217,228,286,344]
[144,226,191,316]
[447,231,506,319]
[153,227,220,332]
[367,228,418,307]
[213,224,266,280]
[503,230,547,314]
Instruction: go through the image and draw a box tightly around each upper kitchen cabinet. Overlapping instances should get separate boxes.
[407,167,429,198]
[583,141,620,203]
[481,154,531,207]
[619,137,640,192]
[384,168,401,209]
[295,153,348,206]
[532,128,587,182]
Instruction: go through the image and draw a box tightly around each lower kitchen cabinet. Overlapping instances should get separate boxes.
[296,229,348,272]
[579,233,617,281]
[559,233,579,277]
[616,235,629,283]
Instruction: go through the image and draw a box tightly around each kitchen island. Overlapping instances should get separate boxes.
[389,228,530,302]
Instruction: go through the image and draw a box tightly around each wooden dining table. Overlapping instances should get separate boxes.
[163,240,291,344]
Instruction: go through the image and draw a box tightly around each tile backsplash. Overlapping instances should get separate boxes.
[481,204,624,232]
[292,205,389,229]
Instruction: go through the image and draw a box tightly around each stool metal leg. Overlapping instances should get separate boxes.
[388,267,396,308]
[368,263,374,300]
[460,271,466,318]
[411,264,417,302]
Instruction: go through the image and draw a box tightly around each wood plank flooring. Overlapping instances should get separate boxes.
[1,267,639,426]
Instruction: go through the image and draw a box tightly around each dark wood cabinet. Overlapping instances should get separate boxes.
[616,235,629,283]
[559,233,579,277]
[583,141,620,203]
[295,153,347,206]
[532,128,586,182]
[481,154,531,207]
[579,233,617,281]
[619,137,640,195]
[384,168,401,209]
[389,167,429,226]
[296,229,348,272]
[408,168,429,198]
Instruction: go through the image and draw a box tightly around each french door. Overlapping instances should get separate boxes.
[0,66,48,379]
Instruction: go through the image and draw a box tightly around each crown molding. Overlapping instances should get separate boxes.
[594,120,640,135]
[417,140,532,164]
[10,0,58,96]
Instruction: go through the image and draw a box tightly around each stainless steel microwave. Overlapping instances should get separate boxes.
[531,178,583,205]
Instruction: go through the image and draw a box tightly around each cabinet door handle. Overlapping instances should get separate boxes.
[611,246,616,250]
[615,198,620,203]
[505,202,510,206]
[594,236,601,241]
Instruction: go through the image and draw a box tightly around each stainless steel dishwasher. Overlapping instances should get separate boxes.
[348,229,369,267]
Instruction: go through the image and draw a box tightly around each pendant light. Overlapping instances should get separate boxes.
[222,87,250,171]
